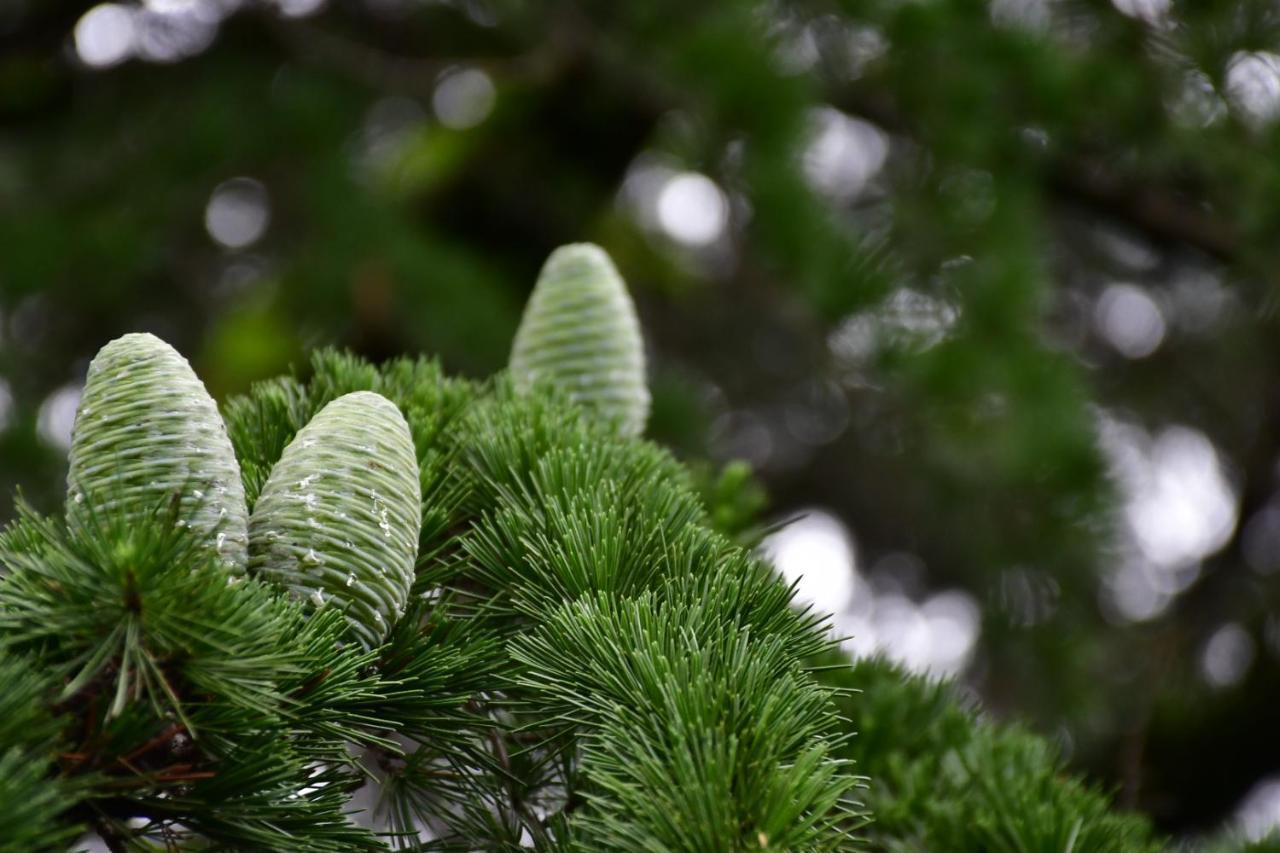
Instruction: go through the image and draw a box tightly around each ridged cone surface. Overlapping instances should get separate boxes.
[248,391,421,647]
[510,243,650,437]
[67,333,249,570]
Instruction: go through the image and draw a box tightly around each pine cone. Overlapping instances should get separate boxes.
[510,243,650,437]
[67,333,249,570]
[248,391,421,647]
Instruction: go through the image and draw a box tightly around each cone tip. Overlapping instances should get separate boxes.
[544,242,617,272]
[98,331,176,355]
[328,389,400,412]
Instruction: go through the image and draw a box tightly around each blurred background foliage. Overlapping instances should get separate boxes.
[6,0,1280,841]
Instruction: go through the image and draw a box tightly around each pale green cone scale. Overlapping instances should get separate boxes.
[510,243,650,437]
[67,332,249,570]
[248,391,421,648]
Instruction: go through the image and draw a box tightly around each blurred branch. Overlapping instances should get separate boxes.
[838,88,1239,264]
[266,16,572,97]
[1045,161,1238,263]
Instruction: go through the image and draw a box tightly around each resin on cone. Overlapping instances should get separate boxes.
[66,333,249,569]
[248,391,421,647]
[509,243,650,437]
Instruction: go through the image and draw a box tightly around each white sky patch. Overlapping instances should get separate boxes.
[37,384,83,452]
[803,107,888,200]
[764,511,980,677]
[1103,555,1184,623]
[1095,283,1166,359]
[763,509,857,614]
[1124,427,1237,568]
[655,171,729,247]
[839,587,981,677]
[919,590,982,674]
[1110,0,1170,24]
[205,178,270,250]
[1227,51,1280,127]
[143,0,203,13]
[133,1,219,64]
[1098,415,1239,622]
[1236,775,1280,842]
[74,4,136,68]
[432,67,496,130]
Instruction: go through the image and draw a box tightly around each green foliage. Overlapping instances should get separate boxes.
[512,589,857,850]
[0,341,867,848]
[0,332,1187,847]
[14,0,1280,832]
[0,650,81,853]
[825,653,1162,852]
[430,357,862,846]
[0,505,394,849]
[689,459,770,545]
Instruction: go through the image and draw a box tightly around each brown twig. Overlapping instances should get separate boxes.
[121,722,186,766]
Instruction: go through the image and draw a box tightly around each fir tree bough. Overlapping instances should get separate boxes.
[0,245,1172,849]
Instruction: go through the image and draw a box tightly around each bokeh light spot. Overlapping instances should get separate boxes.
[1098,416,1238,622]
[1111,0,1170,24]
[803,107,888,200]
[432,68,496,130]
[763,509,856,614]
[37,384,83,452]
[133,1,218,64]
[1095,283,1165,359]
[205,178,270,250]
[764,511,981,678]
[919,590,982,674]
[1227,51,1280,126]
[74,4,135,68]
[1237,776,1280,841]
[274,0,326,17]
[655,172,729,247]
[1125,427,1237,569]
[1200,623,1255,689]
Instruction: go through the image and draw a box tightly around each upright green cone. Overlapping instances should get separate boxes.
[510,243,650,437]
[67,333,249,569]
[248,391,421,648]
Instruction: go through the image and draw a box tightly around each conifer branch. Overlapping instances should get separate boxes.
[0,246,1170,848]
